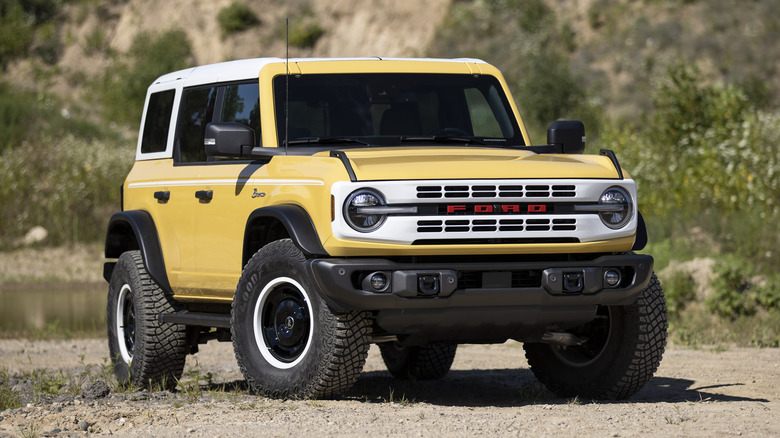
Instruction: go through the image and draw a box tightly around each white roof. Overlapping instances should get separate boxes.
[151,57,488,88]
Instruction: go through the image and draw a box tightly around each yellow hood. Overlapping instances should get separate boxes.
[327,147,623,181]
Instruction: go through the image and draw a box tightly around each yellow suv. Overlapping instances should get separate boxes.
[104,58,667,400]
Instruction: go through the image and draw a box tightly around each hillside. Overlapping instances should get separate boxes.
[3,0,779,128]
[4,0,450,123]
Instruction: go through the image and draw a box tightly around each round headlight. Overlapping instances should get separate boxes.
[344,189,386,232]
[598,187,633,229]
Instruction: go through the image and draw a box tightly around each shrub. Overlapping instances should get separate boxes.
[288,20,325,48]
[663,270,697,317]
[217,2,259,36]
[706,257,756,319]
[0,83,39,153]
[0,1,35,68]
[34,21,61,65]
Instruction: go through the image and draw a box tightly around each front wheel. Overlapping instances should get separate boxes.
[231,239,372,399]
[524,274,667,400]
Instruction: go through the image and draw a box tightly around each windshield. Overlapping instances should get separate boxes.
[273,73,524,147]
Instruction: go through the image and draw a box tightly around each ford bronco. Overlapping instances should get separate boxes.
[104,57,667,400]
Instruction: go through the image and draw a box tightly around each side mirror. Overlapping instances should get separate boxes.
[205,122,256,158]
[547,120,585,154]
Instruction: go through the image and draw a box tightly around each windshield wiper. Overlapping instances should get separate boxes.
[400,136,486,145]
[285,137,371,146]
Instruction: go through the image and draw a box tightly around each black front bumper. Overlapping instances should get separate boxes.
[309,254,653,311]
[307,253,653,344]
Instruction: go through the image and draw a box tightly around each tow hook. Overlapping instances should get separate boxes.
[541,332,588,347]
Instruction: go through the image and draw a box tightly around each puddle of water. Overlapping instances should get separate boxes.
[0,287,107,336]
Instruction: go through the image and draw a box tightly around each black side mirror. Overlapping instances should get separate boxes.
[205,122,256,158]
[547,120,585,154]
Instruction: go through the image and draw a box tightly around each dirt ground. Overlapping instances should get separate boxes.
[1,339,778,437]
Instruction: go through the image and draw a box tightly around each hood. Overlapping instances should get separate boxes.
[328,147,623,181]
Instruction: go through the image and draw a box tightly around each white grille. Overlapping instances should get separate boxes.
[416,184,576,199]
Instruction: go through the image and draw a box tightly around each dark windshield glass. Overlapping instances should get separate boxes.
[273,73,523,146]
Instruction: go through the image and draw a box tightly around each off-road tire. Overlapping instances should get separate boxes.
[106,251,187,389]
[231,239,372,399]
[524,274,667,400]
[379,343,457,380]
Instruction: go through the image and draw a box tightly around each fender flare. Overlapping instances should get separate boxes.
[104,211,172,293]
[243,204,328,262]
[632,211,648,251]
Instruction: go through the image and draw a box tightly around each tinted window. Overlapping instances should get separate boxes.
[140,90,175,154]
[178,86,217,162]
[222,83,260,136]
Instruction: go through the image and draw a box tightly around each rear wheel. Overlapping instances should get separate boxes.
[379,343,457,380]
[524,274,667,400]
[106,251,187,389]
[232,239,371,399]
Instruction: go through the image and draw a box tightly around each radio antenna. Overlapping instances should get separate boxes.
[284,17,289,153]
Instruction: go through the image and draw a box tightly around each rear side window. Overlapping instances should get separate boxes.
[140,90,175,154]
[178,86,218,163]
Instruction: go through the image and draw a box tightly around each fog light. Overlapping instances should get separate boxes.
[604,269,621,287]
[370,273,389,290]
[362,271,391,292]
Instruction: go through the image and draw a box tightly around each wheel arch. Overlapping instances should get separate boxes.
[243,204,328,267]
[104,210,172,293]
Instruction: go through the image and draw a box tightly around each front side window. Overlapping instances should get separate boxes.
[176,81,260,163]
[222,83,261,135]
[273,73,522,146]
[140,89,175,154]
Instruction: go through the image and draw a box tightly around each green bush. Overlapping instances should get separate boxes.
[288,20,325,49]
[0,0,62,68]
[0,83,39,153]
[663,270,697,317]
[217,2,259,36]
[101,29,193,126]
[0,1,35,68]
[706,257,756,319]
[34,21,61,64]
[756,276,780,310]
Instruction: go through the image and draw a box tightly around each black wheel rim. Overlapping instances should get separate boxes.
[551,306,613,367]
[260,282,311,363]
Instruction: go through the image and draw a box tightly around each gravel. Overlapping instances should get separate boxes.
[1,339,778,437]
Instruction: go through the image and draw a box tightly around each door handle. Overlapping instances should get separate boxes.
[195,190,213,201]
[154,191,170,203]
